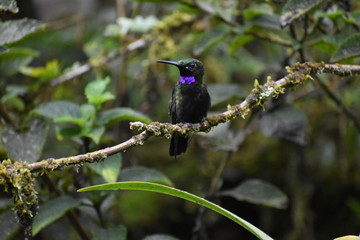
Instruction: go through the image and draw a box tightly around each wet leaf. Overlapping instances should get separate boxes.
[33,196,80,235]
[0,18,44,45]
[89,153,122,183]
[0,119,48,163]
[260,104,307,146]
[119,166,173,186]
[331,34,360,62]
[221,179,288,209]
[280,0,325,27]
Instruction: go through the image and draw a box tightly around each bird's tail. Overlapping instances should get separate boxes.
[169,133,188,156]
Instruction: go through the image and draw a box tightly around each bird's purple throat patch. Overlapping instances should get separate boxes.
[179,76,195,85]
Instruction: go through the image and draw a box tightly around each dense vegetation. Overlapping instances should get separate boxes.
[1,0,360,239]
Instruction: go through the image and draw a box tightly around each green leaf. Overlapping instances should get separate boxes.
[207,83,246,107]
[221,179,288,209]
[280,0,325,27]
[91,225,127,240]
[229,34,254,54]
[33,101,82,120]
[331,34,360,62]
[194,29,228,56]
[259,104,307,146]
[143,234,179,240]
[32,196,80,236]
[119,166,173,186]
[0,47,39,76]
[85,77,115,109]
[86,126,105,144]
[243,3,274,21]
[0,210,19,240]
[0,119,48,163]
[78,182,273,240]
[197,0,237,22]
[0,0,18,14]
[0,18,44,45]
[98,107,152,125]
[89,153,122,183]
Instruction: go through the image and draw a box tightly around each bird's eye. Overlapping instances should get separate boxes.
[190,63,196,69]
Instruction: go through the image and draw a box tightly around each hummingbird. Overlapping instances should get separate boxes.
[157,58,211,156]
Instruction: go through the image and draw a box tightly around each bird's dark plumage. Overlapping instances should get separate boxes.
[157,58,211,156]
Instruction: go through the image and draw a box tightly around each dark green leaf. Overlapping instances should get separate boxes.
[143,234,179,240]
[197,0,237,22]
[0,18,44,45]
[332,34,360,62]
[0,119,48,163]
[33,101,82,120]
[243,3,274,21]
[92,225,127,240]
[229,34,254,54]
[0,210,19,239]
[207,83,246,107]
[280,0,325,27]
[86,126,105,144]
[98,107,151,125]
[260,104,307,146]
[89,153,122,183]
[221,179,288,209]
[0,0,18,14]
[119,166,173,186]
[33,196,80,236]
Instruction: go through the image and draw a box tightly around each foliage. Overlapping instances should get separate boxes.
[1,0,360,240]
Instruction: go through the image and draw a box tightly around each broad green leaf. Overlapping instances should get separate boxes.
[0,18,44,45]
[259,104,307,146]
[0,0,18,13]
[33,101,82,120]
[280,0,325,27]
[98,107,152,125]
[143,234,179,240]
[1,85,27,110]
[0,45,8,54]
[89,153,122,183]
[32,196,80,235]
[92,225,127,240]
[0,47,39,76]
[207,83,246,107]
[221,179,288,209]
[119,166,173,186]
[0,210,19,240]
[331,34,360,62]
[85,77,115,109]
[78,182,274,240]
[0,119,48,163]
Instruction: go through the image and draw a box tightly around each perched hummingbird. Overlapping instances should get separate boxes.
[157,58,211,156]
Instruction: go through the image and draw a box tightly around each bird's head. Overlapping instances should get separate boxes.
[157,58,204,85]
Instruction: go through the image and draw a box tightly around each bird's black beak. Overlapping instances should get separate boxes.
[157,60,179,67]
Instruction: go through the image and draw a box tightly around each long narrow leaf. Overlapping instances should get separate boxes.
[78,181,273,240]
